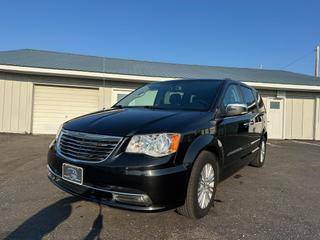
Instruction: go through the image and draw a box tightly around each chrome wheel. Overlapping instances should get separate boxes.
[260,140,266,163]
[197,163,215,209]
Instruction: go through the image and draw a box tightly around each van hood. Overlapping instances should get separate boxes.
[63,108,211,137]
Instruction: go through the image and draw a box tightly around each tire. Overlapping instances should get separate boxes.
[250,137,267,168]
[177,151,219,219]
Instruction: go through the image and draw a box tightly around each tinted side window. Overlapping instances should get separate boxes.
[240,86,257,113]
[222,85,242,107]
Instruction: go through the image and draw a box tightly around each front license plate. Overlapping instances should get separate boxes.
[62,163,83,185]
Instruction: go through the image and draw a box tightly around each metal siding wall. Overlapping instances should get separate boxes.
[0,80,4,130]
[292,99,304,138]
[302,99,315,139]
[2,80,13,131]
[11,81,20,131]
[285,98,293,139]
[315,98,320,140]
[257,89,277,97]
[0,80,33,133]
[99,87,112,109]
[26,83,33,132]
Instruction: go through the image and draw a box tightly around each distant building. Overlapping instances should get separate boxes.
[0,49,319,139]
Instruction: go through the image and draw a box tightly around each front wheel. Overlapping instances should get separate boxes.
[177,151,218,219]
[250,137,266,168]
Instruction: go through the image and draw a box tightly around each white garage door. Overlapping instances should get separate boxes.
[285,97,316,140]
[32,85,99,134]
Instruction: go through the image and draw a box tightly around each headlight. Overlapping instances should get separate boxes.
[126,133,181,157]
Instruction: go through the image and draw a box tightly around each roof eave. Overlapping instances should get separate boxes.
[0,64,177,83]
[1,64,320,92]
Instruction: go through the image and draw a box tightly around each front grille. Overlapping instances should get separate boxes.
[57,130,122,162]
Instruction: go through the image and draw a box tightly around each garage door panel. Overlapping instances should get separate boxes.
[34,96,98,102]
[286,97,315,140]
[33,110,96,116]
[34,105,98,111]
[32,85,99,134]
[34,94,99,100]
[285,98,293,138]
[34,93,98,100]
[34,85,94,92]
[33,112,93,119]
[291,98,303,139]
[302,99,315,139]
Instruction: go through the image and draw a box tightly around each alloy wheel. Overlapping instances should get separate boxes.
[197,163,215,209]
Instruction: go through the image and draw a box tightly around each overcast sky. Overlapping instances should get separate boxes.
[0,0,319,76]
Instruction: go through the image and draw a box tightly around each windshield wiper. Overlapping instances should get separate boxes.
[140,106,165,110]
[112,105,165,110]
[112,105,124,109]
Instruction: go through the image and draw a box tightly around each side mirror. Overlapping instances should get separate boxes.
[225,103,248,117]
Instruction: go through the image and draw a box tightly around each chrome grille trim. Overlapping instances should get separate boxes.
[57,129,123,163]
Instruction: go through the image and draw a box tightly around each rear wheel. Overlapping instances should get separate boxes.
[177,151,218,219]
[250,137,266,168]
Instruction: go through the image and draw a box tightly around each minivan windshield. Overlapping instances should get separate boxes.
[114,80,222,111]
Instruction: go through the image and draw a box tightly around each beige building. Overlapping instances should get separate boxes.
[0,49,320,140]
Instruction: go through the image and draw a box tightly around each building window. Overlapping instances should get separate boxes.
[270,101,280,109]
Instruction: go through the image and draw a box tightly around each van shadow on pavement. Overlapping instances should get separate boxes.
[5,196,104,240]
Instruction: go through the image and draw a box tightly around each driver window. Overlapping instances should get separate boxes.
[222,85,242,108]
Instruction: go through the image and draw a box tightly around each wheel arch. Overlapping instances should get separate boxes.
[183,134,224,178]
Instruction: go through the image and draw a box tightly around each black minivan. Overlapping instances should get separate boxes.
[48,79,267,219]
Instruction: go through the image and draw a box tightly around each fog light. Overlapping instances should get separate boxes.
[112,193,151,206]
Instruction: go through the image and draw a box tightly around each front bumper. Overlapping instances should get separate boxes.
[47,145,189,212]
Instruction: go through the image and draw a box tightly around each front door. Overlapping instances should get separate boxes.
[217,84,249,170]
[266,98,284,139]
[239,85,262,156]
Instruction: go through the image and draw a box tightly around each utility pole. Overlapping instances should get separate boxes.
[315,45,319,79]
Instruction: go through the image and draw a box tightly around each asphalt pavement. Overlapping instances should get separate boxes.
[0,134,320,240]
